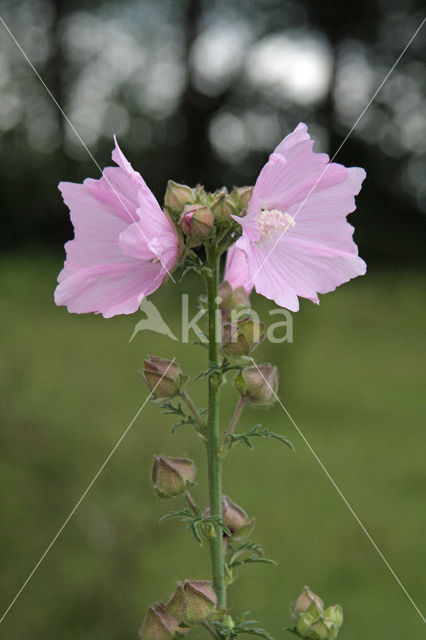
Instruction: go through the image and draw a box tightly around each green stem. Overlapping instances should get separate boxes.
[223,396,247,443]
[184,490,199,515]
[201,620,223,640]
[204,242,226,609]
[180,389,206,437]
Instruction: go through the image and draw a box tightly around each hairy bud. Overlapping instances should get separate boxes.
[152,456,196,498]
[231,186,253,211]
[234,363,278,405]
[211,192,235,222]
[139,603,185,640]
[324,606,343,639]
[221,317,264,357]
[179,204,215,241]
[222,495,255,537]
[309,617,334,640]
[291,587,343,640]
[204,495,255,538]
[294,586,324,617]
[140,356,188,399]
[165,181,195,215]
[296,612,315,637]
[218,281,251,316]
[167,580,216,626]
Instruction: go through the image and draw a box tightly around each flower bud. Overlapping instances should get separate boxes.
[139,602,185,640]
[210,193,235,222]
[203,496,255,538]
[324,605,343,630]
[140,356,188,399]
[295,612,315,637]
[218,281,250,316]
[234,364,278,405]
[231,186,253,211]
[221,317,264,357]
[179,205,215,240]
[309,617,334,640]
[165,181,195,215]
[222,495,255,537]
[152,456,196,498]
[167,580,216,626]
[294,586,324,617]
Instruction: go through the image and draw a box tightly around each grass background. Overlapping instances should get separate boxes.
[0,254,425,639]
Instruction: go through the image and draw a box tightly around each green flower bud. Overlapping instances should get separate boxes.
[210,192,235,222]
[294,586,324,617]
[231,186,253,211]
[179,204,215,241]
[324,605,343,630]
[165,181,195,215]
[140,356,188,399]
[295,612,315,637]
[139,602,186,640]
[322,605,343,639]
[167,580,216,626]
[309,617,334,640]
[218,281,250,316]
[221,317,264,357]
[234,364,278,405]
[151,455,196,498]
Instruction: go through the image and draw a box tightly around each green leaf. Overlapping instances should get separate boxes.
[228,424,295,452]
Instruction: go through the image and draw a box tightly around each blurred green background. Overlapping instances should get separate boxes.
[0,0,425,638]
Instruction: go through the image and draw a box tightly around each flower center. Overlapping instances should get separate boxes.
[256,209,295,240]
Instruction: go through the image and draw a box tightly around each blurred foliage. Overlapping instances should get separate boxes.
[0,255,425,638]
[0,0,425,263]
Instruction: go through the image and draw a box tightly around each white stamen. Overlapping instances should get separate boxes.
[257,209,295,240]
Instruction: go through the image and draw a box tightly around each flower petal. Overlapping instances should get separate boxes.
[55,138,180,317]
[224,244,254,294]
[232,123,367,310]
[235,236,300,311]
[273,122,310,155]
[54,261,164,318]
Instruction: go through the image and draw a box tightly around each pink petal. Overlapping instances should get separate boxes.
[274,122,310,154]
[251,234,365,307]
[236,236,300,311]
[232,123,367,310]
[55,262,163,318]
[224,244,254,294]
[285,166,367,254]
[55,138,180,317]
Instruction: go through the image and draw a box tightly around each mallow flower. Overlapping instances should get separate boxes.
[54,137,181,318]
[225,123,366,311]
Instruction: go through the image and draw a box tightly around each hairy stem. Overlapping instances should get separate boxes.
[224,396,247,443]
[204,242,226,609]
[201,621,222,640]
[184,490,199,515]
[180,389,206,437]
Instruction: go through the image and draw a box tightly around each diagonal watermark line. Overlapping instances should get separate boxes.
[250,16,426,282]
[0,358,176,626]
[0,15,175,283]
[249,357,426,624]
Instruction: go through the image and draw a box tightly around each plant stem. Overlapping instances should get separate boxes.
[180,389,206,437]
[204,242,226,609]
[201,621,223,640]
[184,490,199,515]
[224,396,247,443]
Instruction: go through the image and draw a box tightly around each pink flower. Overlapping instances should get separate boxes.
[225,123,366,311]
[54,137,181,318]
